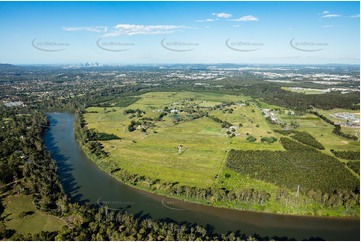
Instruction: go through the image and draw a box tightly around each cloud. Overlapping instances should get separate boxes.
[320,10,341,18]
[196,19,215,22]
[322,14,340,18]
[230,15,259,22]
[321,11,340,18]
[62,26,108,33]
[103,24,188,37]
[350,14,360,18]
[212,12,232,18]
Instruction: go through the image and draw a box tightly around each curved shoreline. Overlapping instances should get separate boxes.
[78,139,360,220]
[103,168,361,221]
[44,112,360,240]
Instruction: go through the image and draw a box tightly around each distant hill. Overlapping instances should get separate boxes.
[0,63,22,71]
[0,63,16,67]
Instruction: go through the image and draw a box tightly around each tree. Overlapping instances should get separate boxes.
[246,136,257,142]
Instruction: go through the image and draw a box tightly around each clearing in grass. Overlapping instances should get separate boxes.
[2,194,65,235]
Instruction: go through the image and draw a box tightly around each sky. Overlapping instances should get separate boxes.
[0,1,359,65]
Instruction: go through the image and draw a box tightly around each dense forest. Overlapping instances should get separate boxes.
[0,107,66,239]
[238,83,359,111]
[226,138,359,209]
[347,162,360,176]
[331,150,360,160]
[274,130,325,150]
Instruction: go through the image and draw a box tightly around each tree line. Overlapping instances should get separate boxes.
[274,130,325,150]
[226,138,359,209]
[238,83,359,111]
[86,129,121,141]
[0,107,66,239]
[347,162,360,176]
[208,115,233,129]
[310,111,358,141]
[11,202,302,241]
[330,150,360,160]
[111,167,271,205]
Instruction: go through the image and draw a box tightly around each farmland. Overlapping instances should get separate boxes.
[80,91,360,216]
[83,92,283,187]
[272,109,360,153]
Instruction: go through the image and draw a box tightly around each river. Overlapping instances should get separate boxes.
[43,112,360,240]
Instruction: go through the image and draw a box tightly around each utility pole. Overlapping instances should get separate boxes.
[296,185,300,197]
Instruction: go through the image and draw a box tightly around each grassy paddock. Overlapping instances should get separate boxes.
[2,194,65,235]
[82,91,359,216]
[278,110,359,153]
[84,92,283,187]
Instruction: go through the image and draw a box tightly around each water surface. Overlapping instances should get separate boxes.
[43,112,360,240]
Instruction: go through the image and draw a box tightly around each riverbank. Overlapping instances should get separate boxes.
[77,91,360,218]
[74,109,359,218]
[80,139,360,218]
[42,112,360,240]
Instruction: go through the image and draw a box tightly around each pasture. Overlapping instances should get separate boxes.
[83,91,359,216]
[84,91,282,188]
[2,195,65,235]
[278,111,360,153]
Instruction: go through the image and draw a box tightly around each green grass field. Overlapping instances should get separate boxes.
[85,92,283,188]
[2,195,65,234]
[278,111,360,153]
[316,108,360,138]
[83,91,359,216]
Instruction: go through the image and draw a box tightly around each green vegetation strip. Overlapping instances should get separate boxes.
[227,138,359,194]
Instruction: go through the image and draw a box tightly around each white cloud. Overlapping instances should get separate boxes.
[103,24,188,37]
[230,15,259,22]
[62,26,108,33]
[350,14,360,18]
[212,12,232,18]
[63,23,191,37]
[196,19,215,22]
[320,10,341,18]
[322,14,340,18]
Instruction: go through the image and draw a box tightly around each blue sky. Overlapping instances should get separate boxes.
[0,1,359,64]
